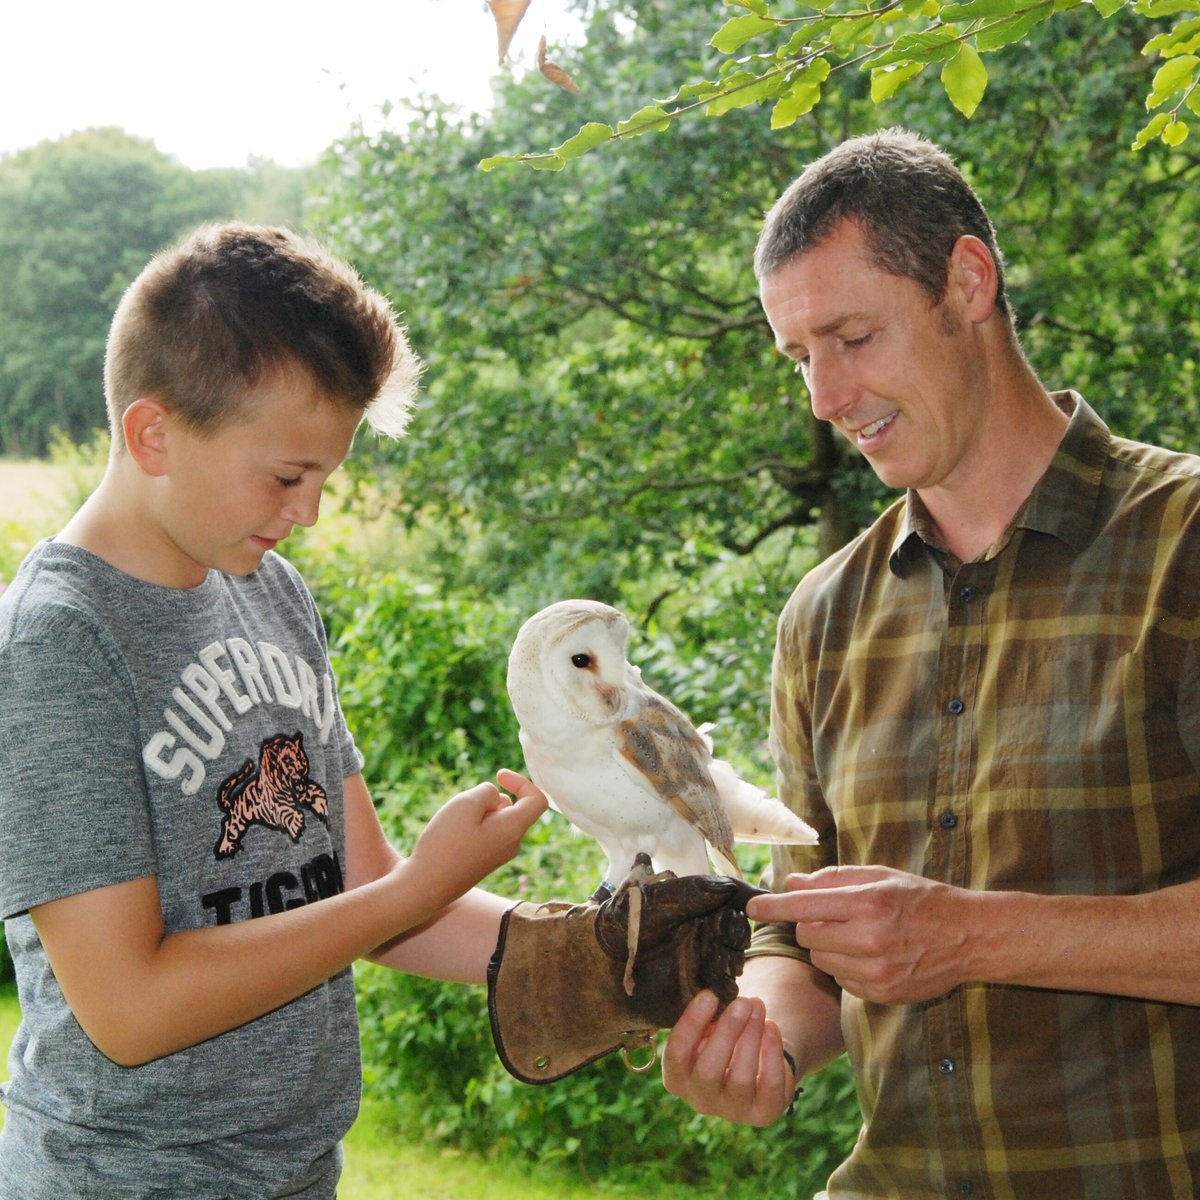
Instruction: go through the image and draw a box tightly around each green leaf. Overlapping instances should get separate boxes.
[770,62,830,128]
[729,0,771,14]
[975,4,1053,50]
[616,106,673,136]
[1146,53,1200,107]
[830,13,879,49]
[478,153,525,171]
[871,61,926,102]
[551,123,615,161]
[778,23,836,56]
[939,0,1022,20]
[1132,111,1172,148]
[669,79,727,104]
[1134,0,1200,16]
[1163,117,1191,144]
[1143,16,1200,57]
[941,42,988,116]
[771,83,823,127]
[705,71,788,116]
[712,12,777,53]
[529,156,567,172]
[871,28,962,68]
[1091,0,1128,14]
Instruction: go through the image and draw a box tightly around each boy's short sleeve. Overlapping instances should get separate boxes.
[0,627,156,919]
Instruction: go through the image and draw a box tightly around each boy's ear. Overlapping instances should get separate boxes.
[122,396,172,477]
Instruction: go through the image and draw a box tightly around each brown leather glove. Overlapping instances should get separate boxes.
[487,857,759,1084]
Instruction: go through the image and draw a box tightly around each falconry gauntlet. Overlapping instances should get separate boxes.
[487,857,758,1084]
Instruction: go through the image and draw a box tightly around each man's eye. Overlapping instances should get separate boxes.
[571,653,592,668]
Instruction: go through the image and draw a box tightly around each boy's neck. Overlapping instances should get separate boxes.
[58,467,204,589]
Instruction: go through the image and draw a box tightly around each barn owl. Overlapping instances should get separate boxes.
[507,599,818,895]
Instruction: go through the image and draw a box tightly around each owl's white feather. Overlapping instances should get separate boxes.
[506,599,818,892]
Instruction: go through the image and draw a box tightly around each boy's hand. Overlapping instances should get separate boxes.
[403,771,547,913]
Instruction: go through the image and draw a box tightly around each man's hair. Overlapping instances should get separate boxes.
[104,222,420,447]
[754,127,1009,316]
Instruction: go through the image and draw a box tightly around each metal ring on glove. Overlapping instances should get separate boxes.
[620,1033,658,1074]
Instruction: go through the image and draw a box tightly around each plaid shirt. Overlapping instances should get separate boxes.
[753,393,1200,1199]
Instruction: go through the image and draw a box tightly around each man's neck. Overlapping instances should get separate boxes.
[920,382,1070,564]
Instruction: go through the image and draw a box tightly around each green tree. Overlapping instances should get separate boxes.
[312,0,1198,613]
[485,0,1200,168]
[0,129,315,456]
[312,2,871,638]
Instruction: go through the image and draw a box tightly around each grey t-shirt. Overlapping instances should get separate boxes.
[0,541,366,1199]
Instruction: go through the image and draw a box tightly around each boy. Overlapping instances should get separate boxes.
[0,222,548,1198]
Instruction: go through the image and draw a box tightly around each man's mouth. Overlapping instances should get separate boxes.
[855,411,898,443]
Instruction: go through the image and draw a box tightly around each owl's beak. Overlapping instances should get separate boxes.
[595,680,622,713]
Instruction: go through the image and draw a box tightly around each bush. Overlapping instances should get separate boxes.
[292,527,861,1193]
[0,924,11,986]
[353,772,860,1197]
[304,566,524,786]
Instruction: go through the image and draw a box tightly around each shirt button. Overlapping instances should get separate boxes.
[958,585,976,603]
[938,1058,956,1075]
[939,811,958,830]
[958,1183,975,1197]
[947,697,965,715]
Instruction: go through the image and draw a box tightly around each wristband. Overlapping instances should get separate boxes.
[781,1048,803,1116]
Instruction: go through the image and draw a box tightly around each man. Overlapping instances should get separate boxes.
[663,128,1200,1198]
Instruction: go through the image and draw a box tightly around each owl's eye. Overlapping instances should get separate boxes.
[570,653,592,669]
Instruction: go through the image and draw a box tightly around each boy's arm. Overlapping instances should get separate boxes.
[31,772,546,1067]
[343,769,517,984]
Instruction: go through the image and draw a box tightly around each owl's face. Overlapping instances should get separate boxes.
[508,600,637,729]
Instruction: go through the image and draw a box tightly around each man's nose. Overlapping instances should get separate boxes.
[805,352,850,424]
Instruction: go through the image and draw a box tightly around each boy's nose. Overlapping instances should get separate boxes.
[281,487,321,528]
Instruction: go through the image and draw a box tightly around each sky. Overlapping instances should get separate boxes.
[2,0,561,170]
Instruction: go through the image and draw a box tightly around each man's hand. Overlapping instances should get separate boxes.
[663,990,796,1126]
[748,865,977,1004]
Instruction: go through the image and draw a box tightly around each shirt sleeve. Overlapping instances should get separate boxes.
[0,623,157,918]
[748,589,837,963]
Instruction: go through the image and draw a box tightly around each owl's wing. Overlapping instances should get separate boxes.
[614,691,738,873]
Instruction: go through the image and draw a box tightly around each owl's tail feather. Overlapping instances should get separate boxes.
[708,844,744,880]
[710,759,819,846]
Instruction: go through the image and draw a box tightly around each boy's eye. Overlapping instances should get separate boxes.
[275,475,303,489]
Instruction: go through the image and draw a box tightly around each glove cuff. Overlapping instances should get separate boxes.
[487,900,657,1085]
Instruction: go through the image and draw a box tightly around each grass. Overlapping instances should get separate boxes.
[0,460,74,529]
[1,985,673,1199]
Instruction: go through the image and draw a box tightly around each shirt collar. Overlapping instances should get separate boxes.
[888,391,1111,575]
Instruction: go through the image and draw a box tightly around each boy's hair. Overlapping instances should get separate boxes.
[104,222,420,447]
[755,127,1009,317]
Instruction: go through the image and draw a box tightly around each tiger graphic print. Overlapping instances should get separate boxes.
[214,732,328,858]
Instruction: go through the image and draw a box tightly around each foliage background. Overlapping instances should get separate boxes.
[3,0,1200,1191]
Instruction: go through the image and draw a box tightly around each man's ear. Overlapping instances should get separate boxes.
[122,396,172,477]
[948,235,999,322]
